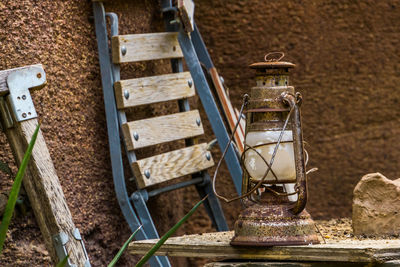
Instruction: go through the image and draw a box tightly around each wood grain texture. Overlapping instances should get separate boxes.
[122,110,204,150]
[132,143,214,188]
[129,231,400,263]
[210,68,245,154]
[114,71,195,108]
[111,32,183,63]
[3,118,87,266]
[178,0,195,33]
[0,64,43,96]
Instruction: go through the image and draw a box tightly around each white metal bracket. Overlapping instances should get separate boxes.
[6,65,46,122]
[53,228,91,267]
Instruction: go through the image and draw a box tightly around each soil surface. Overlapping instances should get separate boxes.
[0,0,399,266]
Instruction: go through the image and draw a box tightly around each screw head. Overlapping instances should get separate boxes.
[196,118,201,126]
[144,170,150,179]
[22,113,27,118]
[124,90,129,99]
[206,152,211,161]
[188,80,193,88]
[121,45,127,56]
[22,95,26,100]
[219,75,225,85]
[133,132,139,141]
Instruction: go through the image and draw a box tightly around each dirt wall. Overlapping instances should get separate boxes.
[195,0,400,219]
[0,0,399,266]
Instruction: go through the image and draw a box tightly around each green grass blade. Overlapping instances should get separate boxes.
[108,225,143,267]
[135,196,208,267]
[55,255,69,267]
[0,124,40,254]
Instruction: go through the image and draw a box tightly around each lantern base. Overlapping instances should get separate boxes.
[231,203,320,246]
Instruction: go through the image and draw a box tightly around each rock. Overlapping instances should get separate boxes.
[352,173,400,236]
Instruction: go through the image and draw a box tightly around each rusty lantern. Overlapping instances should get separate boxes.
[230,53,320,246]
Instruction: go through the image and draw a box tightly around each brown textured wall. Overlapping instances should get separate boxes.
[0,0,193,266]
[195,0,400,219]
[0,0,399,266]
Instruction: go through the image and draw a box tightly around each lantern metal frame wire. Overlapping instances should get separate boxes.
[212,92,303,206]
[211,53,322,246]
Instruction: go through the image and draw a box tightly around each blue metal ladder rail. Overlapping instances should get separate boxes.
[161,2,243,193]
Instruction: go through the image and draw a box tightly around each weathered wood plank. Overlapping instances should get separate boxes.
[114,71,195,109]
[122,110,204,150]
[3,118,87,266]
[132,143,214,188]
[112,32,183,63]
[178,0,195,33]
[0,64,43,96]
[129,231,400,263]
[205,262,360,267]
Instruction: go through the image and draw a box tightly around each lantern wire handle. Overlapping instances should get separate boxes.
[212,94,295,203]
[264,52,285,62]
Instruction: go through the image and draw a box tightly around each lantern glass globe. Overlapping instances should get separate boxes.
[244,130,296,183]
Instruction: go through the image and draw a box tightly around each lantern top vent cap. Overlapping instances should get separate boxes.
[250,52,295,69]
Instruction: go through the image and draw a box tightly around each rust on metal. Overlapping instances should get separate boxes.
[231,53,319,247]
[231,203,319,246]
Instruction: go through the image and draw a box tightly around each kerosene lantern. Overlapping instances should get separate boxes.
[230,53,320,246]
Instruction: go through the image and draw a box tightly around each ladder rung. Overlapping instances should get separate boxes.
[114,72,195,109]
[112,32,183,63]
[122,110,204,150]
[132,143,214,188]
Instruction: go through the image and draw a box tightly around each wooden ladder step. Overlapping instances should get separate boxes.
[112,32,183,63]
[132,143,214,188]
[114,71,195,108]
[122,110,204,150]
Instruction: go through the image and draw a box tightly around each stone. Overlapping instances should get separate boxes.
[352,172,400,236]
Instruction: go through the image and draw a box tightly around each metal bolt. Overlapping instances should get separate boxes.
[188,80,193,88]
[131,193,140,201]
[206,152,211,161]
[133,132,139,141]
[37,73,42,79]
[196,118,201,126]
[73,228,82,240]
[22,95,26,100]
[219,76,225,85]
[144,170,150,179]
[121,45,127,56]
[124,90,129,100]
[22,113,27,118]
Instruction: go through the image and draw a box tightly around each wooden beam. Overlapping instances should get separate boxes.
[0,64,43,96]
[3,118,88,266]
[210,68,245,154]
[122,110,204,150]
[112,32,183,63]
[114,72,195,109]
[129,231,400,263]
[132,143,214,188]
[0,65,88,265]
[178,0,195,33]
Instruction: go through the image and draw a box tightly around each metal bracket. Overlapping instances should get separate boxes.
[6,65,46,122]
[53,229,91,267]
[53,232,76,267]
[72,228,91,267]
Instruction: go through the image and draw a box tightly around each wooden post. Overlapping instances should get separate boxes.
[0,65,89,266]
